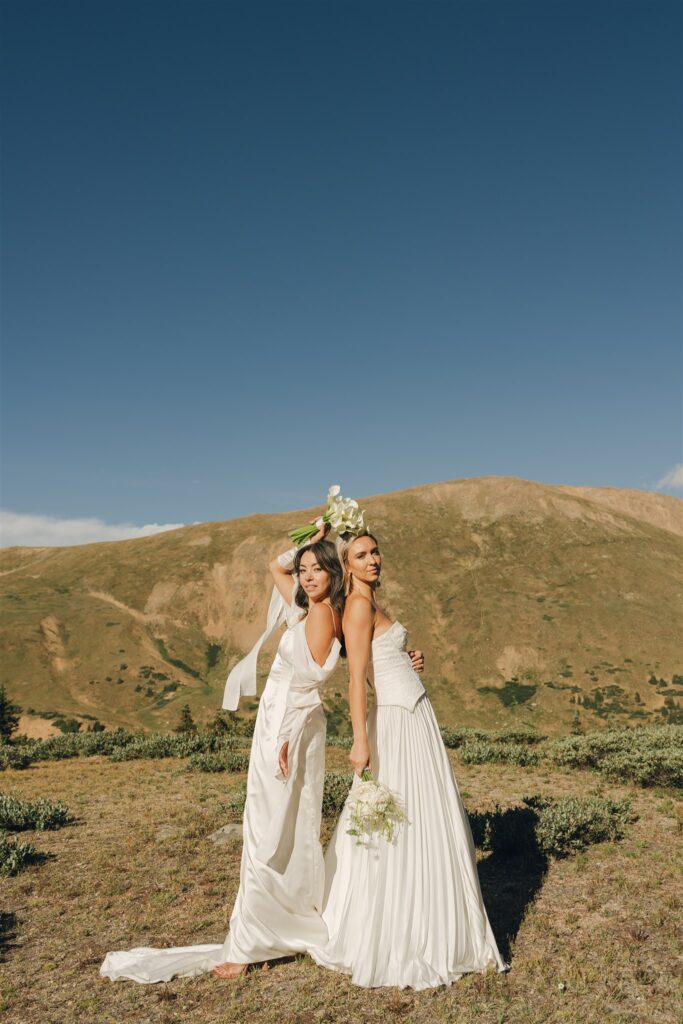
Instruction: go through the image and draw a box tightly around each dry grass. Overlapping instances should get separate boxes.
[1,750,681,1024]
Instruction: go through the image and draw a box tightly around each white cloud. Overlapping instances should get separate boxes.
[654,464,683,490]
[0,509,188,548]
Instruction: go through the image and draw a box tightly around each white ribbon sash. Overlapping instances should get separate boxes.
[222,584,301,712]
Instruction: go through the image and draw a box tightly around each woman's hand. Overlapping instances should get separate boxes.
[409,649,425,673]
[349,736,370,776]
[308,517,330,544]
[278,741,289,779]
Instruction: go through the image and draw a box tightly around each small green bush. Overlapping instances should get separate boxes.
[186,752,250,773]
[467,793,635,859]
[0,794,73,832]
[459,740,541,767]
[548,724,683,788]
[322,772,353,818]
[522,794,635,858]
[0,832,41,876]
[440,726,544,750]
[494,728,546,746]
[108,732,240,762]
[326,735,353,750]
[10,728,245,766]
[0,746,33,771]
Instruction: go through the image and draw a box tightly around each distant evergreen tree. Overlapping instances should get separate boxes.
[175,704,196,734]
[54,717,81,734]
[87,720,106,732]
[570,710,584,735]
[207,710,238,735]
[0,684,22,742]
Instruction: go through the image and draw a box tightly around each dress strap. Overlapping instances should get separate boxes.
[325,602,341,640]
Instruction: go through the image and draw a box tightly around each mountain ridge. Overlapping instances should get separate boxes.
[1,475,681,738]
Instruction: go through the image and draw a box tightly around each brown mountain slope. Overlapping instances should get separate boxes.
[1,475,681,736]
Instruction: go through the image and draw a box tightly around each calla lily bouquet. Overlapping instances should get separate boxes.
[288,484,365,547]
[346,769,407,846]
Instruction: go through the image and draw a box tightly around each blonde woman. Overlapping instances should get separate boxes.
[309,530,508,990]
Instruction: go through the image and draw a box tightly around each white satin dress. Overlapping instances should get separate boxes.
[309,621,509,990]
[100,606,341,983]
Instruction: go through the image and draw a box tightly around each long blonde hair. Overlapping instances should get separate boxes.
[335,530,381,596]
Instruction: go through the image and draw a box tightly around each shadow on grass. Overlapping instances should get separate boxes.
[0,911,18,963]
[470,806,548,964]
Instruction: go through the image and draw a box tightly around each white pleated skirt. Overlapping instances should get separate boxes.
[309,695,509,990]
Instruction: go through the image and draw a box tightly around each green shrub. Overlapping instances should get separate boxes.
[326,735,353,750]
[494,728,545,746]
[322,772,353,818]
[108,732,240,762]
[11,730,133,763]
[440,726,544,750]
[11,727,246,765]
[440,727,471,749]
[548,724,683,787]
[0,746,33,771]
[0,794,73,832]
[52,717,81,734]
[599,749,683,787]
[459,740,541,767]
[522,794,635,858]
[186,752,250,773]
[0,832,41,876]
[467,793,635,859]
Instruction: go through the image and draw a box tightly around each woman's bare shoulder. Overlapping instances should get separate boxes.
[307,600,335,626]
[343,593,375,625]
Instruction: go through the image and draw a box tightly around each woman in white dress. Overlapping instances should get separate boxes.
[308,530,509,990]
[100,527,344,984]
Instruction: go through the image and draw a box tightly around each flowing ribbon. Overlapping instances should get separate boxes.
[222,548,302,712]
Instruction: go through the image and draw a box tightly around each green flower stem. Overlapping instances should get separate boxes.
[287,513,331,547]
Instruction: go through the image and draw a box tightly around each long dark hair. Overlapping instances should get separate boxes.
[293,539,346,656]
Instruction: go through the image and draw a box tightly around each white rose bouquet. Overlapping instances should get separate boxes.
[288,484,365,547]
[346,769,407,846]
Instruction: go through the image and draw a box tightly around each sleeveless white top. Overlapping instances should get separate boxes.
[370,620,426,711]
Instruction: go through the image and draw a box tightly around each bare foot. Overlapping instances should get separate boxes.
[211,962,248,979]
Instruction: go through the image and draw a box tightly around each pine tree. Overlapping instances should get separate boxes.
[207,710,238,735]
[570,709,584,735]
[0,684,22,742]
[174,703,196,734]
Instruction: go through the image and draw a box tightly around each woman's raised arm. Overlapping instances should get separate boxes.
[268,521,330,605]
[343,595,374,774]
[268,547,298,605]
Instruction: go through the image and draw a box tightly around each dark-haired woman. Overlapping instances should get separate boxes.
[212,529,346,977]
[101,524,344,983]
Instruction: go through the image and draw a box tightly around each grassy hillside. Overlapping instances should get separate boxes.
[1,475,681,736]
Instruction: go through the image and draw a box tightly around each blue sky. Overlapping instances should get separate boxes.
[1,0,681,545]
